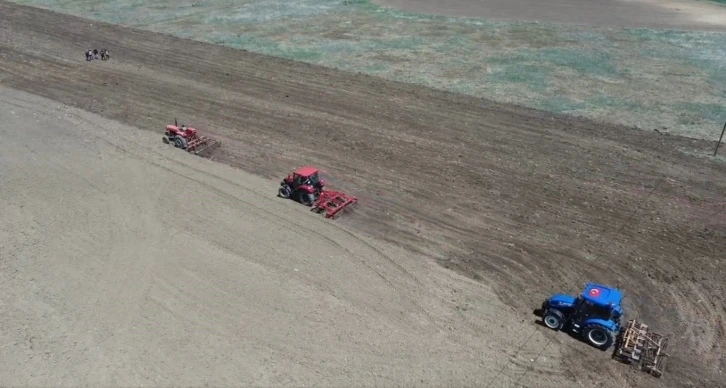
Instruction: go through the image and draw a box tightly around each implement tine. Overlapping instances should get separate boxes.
[188,136,220,156]
[195,139,221,156]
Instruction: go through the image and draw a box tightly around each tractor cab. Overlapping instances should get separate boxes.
[287,166,325,191]
[279,166,327,206]
[572,284,623,322]
[540,283,624,350]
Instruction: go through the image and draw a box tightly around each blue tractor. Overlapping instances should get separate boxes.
[540,283,624,350]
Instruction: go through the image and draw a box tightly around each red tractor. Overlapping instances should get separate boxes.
[163,119,220,156]
[279,166,357,219]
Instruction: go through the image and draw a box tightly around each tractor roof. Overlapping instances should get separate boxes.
[582,283,623,307]
[293,166,319,177]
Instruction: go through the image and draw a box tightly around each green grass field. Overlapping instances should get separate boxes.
[11,0,726,141]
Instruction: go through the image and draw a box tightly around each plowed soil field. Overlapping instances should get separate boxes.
[1,2,724,387]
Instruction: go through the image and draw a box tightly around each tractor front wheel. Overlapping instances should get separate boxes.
[543,309,565,330]
[584,325,615,350]
[279,185,292,199]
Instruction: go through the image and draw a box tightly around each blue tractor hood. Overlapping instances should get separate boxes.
[546,293,577,308]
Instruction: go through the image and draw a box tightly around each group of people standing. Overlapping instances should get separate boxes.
[85,48,109,61]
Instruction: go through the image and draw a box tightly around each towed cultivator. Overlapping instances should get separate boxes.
[311,190,358,219]
[613,320,669,378]
[163,119,220,156]
[279,166,357,219]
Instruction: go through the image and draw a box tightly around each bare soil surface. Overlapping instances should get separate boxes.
[374,0,726,31]
[0,86,525,387]
[1,2,725,387]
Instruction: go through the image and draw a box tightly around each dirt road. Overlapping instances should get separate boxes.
[1,2,725,387]
[374,0,726,31]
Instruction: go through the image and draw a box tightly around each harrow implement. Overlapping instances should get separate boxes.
[613,319,669,378]
[311,190,358,219]
[185,135,220,156]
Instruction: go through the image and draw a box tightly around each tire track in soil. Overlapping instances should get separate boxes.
[57,105,448,335]
[5,86,509,386]
[52,95,428,291]
[51,91,518,371]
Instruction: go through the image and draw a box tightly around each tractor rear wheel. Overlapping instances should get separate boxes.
[298,192,315,207]
[543,309,565,330]
[583,324,615,350]
[174,135,188,149]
